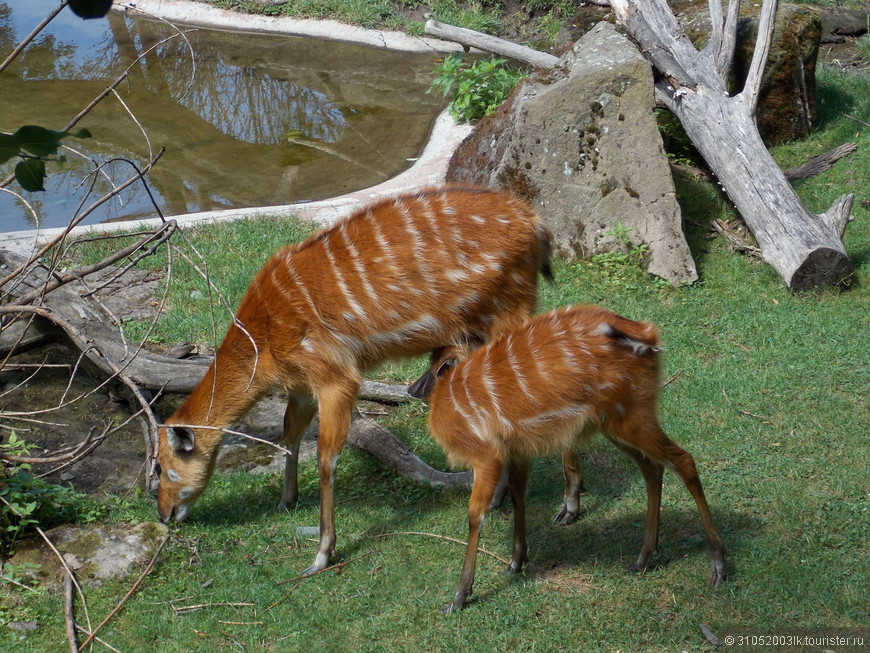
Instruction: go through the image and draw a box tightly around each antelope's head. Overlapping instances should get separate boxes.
[154,424,218,523]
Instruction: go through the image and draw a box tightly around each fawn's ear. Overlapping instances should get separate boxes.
[166,426,195,453]
[408,370,436,400]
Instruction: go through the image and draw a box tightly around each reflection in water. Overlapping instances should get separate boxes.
[0,0,445,232]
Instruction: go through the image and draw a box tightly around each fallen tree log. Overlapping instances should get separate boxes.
[784,142,858,181]
[609,0,855,290]
[347,416,472,490]
[424,20,559,68]
[428,3,856,290]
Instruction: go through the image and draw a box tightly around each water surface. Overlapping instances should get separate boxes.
[0,0,446,232]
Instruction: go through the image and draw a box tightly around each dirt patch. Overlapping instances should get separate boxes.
[820,37,869,74]
[1,342,151,496]
[535,563,597,595]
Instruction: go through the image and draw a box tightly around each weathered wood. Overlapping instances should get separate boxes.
[424,19,559,69]
[430,4,854,288]
[347,416,472,490]
[784,142,857,180]
[609,0,855,290]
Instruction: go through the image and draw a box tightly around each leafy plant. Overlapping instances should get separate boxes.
[0,125,91,192]
[0,434,84,555]
[429,55,528,123]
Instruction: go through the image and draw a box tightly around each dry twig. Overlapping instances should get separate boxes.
[275,551,377,586]
[64,571,79,653]
[721,388,769,422]
[264,583,301,612]
[369,531,510,565]
[174,602,256,616]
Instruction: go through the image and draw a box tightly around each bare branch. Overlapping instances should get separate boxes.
[707,0,742,80]
[742,0,779,115]
[0,1,67,75]
[77,534,170,651]
[64,571,79,653]
[610,0,700,88]
[0,151,167,289]
[12,221,175,306]
[0,426,104,465]
[707,0,725,70]
[424,20,559,68]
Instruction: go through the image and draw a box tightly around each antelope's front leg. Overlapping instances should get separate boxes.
[302,382,358,576]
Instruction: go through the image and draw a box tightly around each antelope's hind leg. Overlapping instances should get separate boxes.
[609,423,727,587]
[610,440,664,575]
[505,456,532,574]
[279,393,318,511]
[656,437,727,587]
[553,449,586,525]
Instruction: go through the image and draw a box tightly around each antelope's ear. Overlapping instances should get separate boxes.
[166,426,195,453]
[435,358,458,378]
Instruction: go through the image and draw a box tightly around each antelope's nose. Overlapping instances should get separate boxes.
[158,505,175,524]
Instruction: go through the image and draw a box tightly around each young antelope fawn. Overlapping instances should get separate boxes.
[419,305,727,613]
[154,185,554,575]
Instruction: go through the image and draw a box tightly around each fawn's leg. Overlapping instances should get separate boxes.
[445,458,503,614]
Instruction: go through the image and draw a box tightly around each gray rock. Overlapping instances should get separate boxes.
[448,22,696,285]
[731,4,823,145]
[9,522,169,589]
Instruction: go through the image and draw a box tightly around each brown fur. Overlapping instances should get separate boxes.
[422,305,727,613]
[154,185,553,573]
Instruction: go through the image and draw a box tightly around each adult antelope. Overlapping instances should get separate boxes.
[154,185,556,574]
[417,305,727,612]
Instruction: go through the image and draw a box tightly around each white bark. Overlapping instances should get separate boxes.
[424,20,559,69]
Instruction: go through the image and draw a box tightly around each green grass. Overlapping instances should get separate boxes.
[6,195,867,650]
[3,8,869,652]
[209,0,569,43]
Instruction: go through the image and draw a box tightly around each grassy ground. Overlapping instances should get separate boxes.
[4,206,868,651]
[2,4,869,652]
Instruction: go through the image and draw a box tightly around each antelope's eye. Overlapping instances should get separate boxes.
[154,463,162,476]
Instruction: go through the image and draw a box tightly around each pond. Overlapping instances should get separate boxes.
[0,0,447,233]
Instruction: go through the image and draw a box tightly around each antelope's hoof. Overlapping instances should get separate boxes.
[552,508,579,526]
[300,564,322,577]
[711,562,727,588]
[626,562,646,574]
[441,588,471,614]
[503,558,526,575]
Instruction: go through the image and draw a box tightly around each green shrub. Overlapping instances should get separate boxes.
[429,55,528,123]
[0,434,91,556]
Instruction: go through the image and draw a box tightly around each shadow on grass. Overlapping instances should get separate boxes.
[180,441,758,601]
